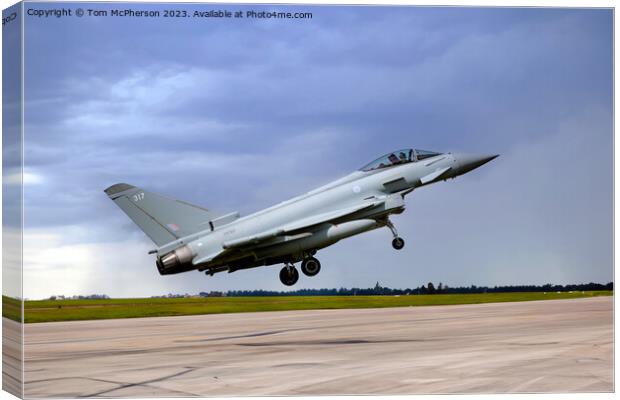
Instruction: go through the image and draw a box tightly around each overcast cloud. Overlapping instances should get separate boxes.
[15,5,612,299]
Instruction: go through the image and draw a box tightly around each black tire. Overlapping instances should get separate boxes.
[301,257,321,277]
[279,266,299,286]
[392,237,405,250]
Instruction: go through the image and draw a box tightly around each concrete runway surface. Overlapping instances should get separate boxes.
[2,315,22,397]
[22,296,612,397]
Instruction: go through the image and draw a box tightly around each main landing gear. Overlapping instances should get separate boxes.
[279,254,322,286]
[279,263,299,286]
[386,219,405,250]
[301,257,321,277]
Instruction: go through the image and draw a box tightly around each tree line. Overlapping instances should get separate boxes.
[225,281,613,297]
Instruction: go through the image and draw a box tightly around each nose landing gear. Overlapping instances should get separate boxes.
[392,237,405,250]
[386,219,405,250]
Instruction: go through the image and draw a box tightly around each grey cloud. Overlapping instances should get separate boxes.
[17,5,612,298]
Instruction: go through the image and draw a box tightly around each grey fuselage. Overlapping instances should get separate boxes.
[155,152,491,276]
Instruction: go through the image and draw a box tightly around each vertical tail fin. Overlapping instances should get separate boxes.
[104,183,219,246]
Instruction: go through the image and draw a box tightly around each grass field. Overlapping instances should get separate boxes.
[2,295,21,323]
[3,291,611,323]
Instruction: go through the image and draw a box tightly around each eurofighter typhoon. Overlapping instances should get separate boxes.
[105,149,498,286]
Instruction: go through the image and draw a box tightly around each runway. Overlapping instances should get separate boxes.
[22,296,612,397]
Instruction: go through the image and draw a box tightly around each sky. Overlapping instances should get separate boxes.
[6,4,613,299]
[3,2,23,299]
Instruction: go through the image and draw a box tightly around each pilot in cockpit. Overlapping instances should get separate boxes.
[388,153,399,165]
[398,152,408,162]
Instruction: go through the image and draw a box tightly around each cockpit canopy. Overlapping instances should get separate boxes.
[359,148,443,172]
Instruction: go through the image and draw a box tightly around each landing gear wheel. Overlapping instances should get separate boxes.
[392,237,405,250]
[279,265,299,286]
[301,257,321,277]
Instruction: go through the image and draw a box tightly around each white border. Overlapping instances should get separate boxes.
[0,1,615,400]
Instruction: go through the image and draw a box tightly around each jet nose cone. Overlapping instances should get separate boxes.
[454,153,499,176]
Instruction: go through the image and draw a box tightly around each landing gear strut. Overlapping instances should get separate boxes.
[386,219,405,250]
[301,257,321,277]
[279,263,299,286]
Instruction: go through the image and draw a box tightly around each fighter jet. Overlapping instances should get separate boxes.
[105,149,498,286]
